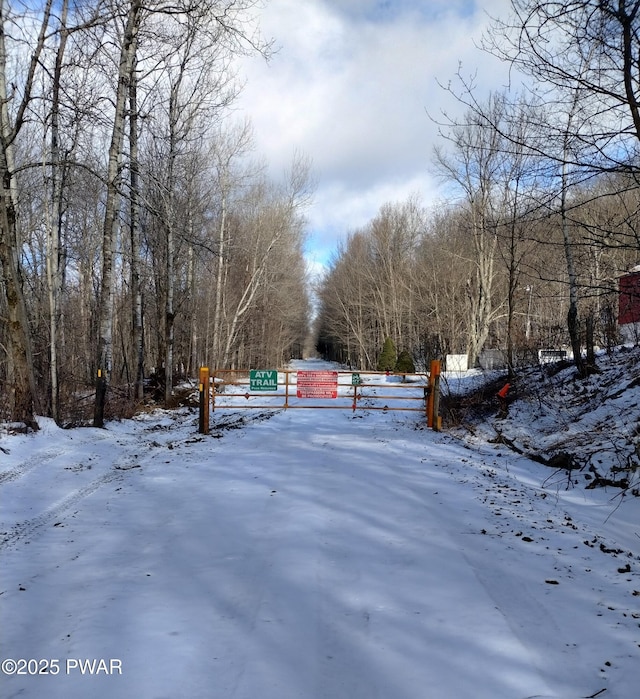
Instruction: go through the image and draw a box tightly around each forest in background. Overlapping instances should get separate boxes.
[315,1,640,378]
[0,0,311,428]
[314,174,638,374]
[4,1,640,429]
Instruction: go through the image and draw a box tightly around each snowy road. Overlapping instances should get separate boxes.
[1,393,638,698]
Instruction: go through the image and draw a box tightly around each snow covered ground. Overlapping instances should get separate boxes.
[1,359,638,699]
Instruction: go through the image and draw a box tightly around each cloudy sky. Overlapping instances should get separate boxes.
[235,0,514,271]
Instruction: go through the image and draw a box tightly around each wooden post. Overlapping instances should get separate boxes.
[427,359,441,429]
[95,368,107,427]
[433,365,441,432]
[427,363,435,427]
[284,370,289,408]
[198,367,209,434]
[424,384,430,420]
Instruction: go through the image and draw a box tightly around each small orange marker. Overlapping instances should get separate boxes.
[497,383,510,399]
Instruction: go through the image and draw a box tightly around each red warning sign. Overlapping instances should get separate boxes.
[296,370,338,398]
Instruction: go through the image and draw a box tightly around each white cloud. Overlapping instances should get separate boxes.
[235,0,514,268]
[309,172,437,242]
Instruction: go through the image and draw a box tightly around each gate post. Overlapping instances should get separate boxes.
[432,360,441,431]
[284,370,290,408]
[427,360,441,429]
[198,367,210,434]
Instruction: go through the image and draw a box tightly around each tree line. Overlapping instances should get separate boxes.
[315,1,640,377]
[0,0,311,428]
[4,1,640,430]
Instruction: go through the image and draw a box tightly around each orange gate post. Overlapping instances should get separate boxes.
[198,367,210,434]
[432,360,442,431]
[427,360,441,429]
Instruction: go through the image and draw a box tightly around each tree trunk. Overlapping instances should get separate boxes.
[187,243,197,375]
[0,1,49,429]
[0,158,39,429]
[94,0,142,426]
[560,156,586,378]
[129,52,144,401]
[212,188,227,366]
[466,223,497,369]
[585,310,596,369]
[164,217,175,402]
[46,0,69,424]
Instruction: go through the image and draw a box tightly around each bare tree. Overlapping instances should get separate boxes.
[316,198,426,371]
[209,120,255,367]
[218,155,312,368]
[413,209,470,363]
[366,199,424,352]
[0,0,55,428]
[486,1,640,160]
[128,48,144,400]
[94,0,143,427]
[317,232,378,369]
[43,0,74,424]
[434,94,515,368]
[93,0,271,422]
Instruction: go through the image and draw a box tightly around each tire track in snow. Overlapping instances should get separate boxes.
[0,447,69,485]
[0,419,174,554]
[0,469,127,550]
[0,428,115,485]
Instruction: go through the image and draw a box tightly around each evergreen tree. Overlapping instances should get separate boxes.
[377,337,397,371]
[395,349,415,374]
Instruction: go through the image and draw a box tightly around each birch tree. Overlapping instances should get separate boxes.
[128,48,144,400]
[94,0,143,427]
[93,0,269,422]
[0,0,54,428]
[209,120,254,367]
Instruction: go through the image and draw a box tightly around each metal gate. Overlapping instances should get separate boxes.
[212,368,426,411]
[198,364,442,433]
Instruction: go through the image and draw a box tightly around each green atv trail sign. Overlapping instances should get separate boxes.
[250,370,278,391]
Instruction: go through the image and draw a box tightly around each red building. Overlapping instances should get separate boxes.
[619,269,640,326]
